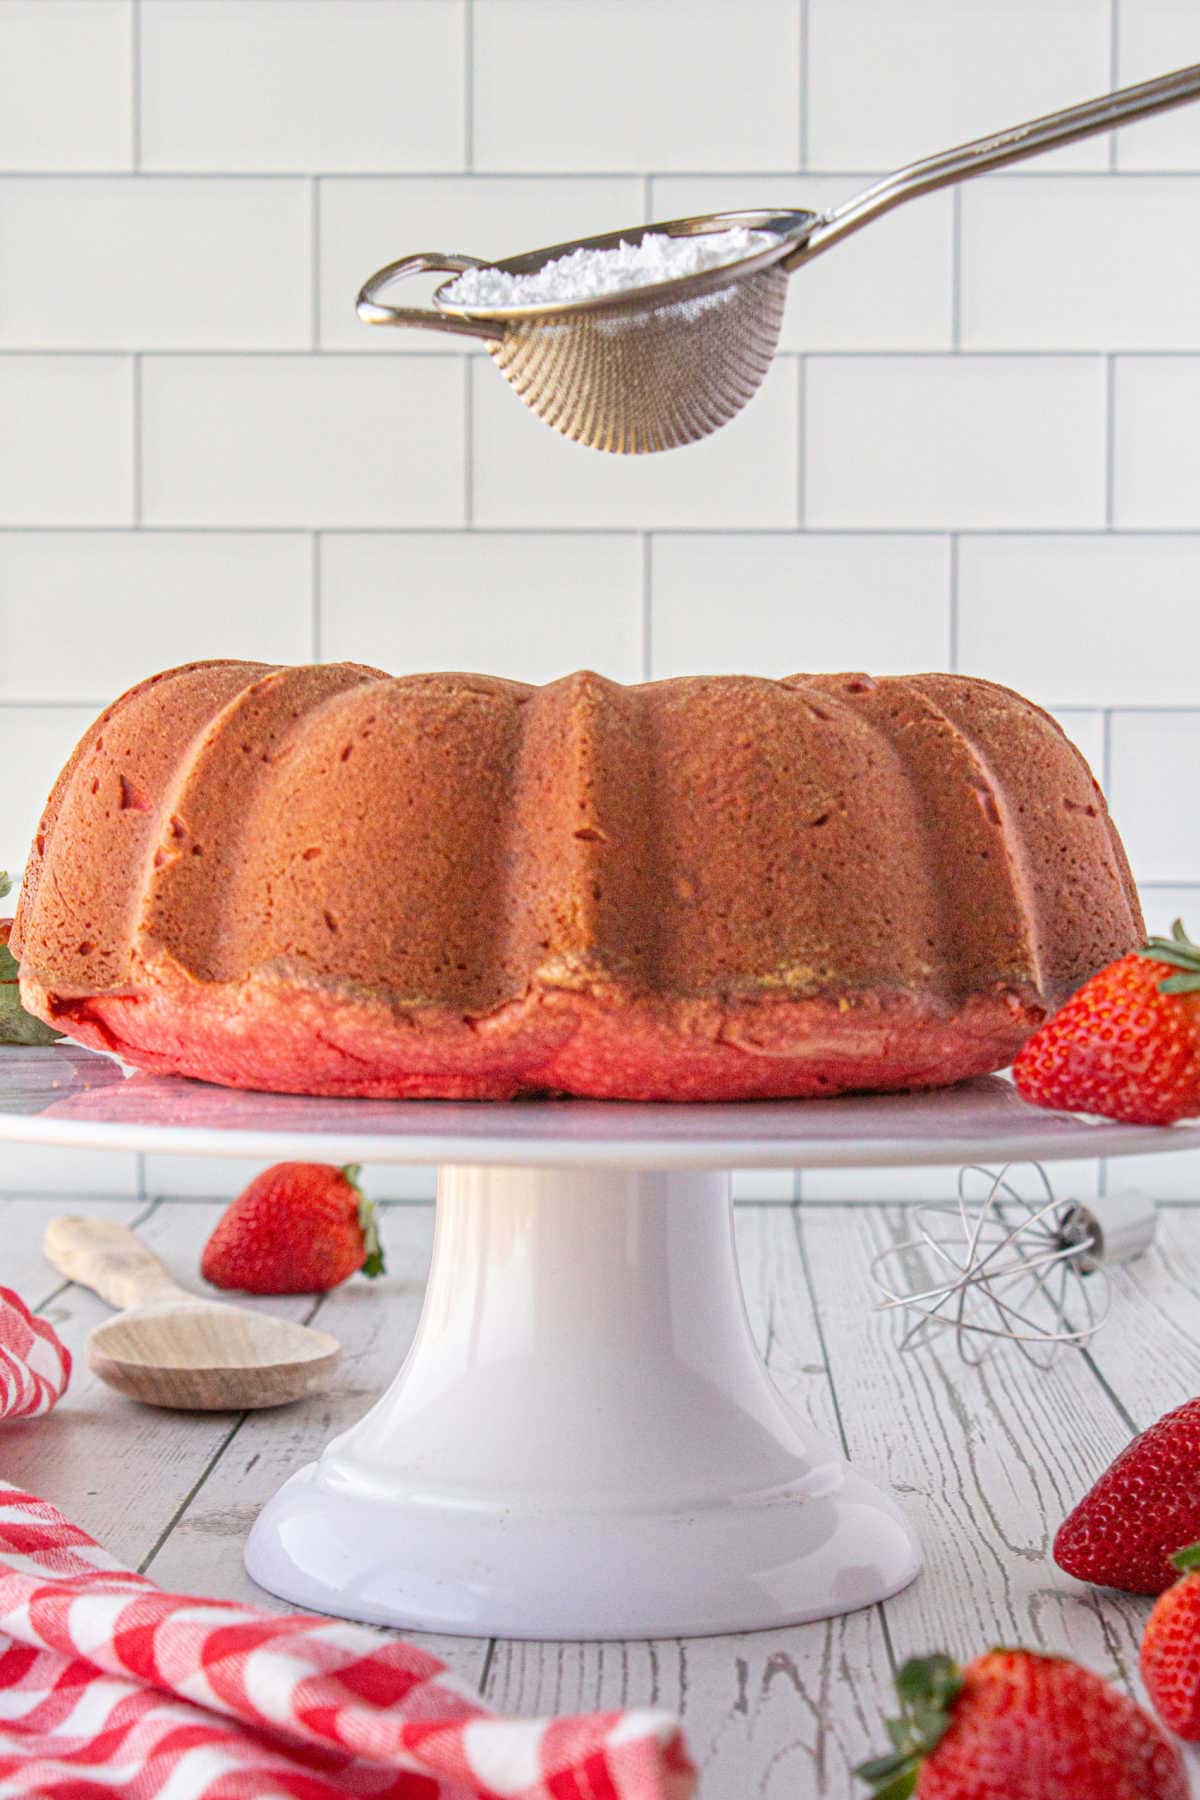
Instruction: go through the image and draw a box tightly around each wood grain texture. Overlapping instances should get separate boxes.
[483,1208,892,1798]
[1,1201,314,1568]
[800,1206,1141,1668]
[1087,1204,1200,1428]
[142,1204,487,1680]
[4,1192,1200,1795]
[1,1196,150,1306]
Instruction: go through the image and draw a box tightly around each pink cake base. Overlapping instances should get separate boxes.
[25,964,1046,1102]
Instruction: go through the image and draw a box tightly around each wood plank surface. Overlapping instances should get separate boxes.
[1,1201,314,1569]
[798,1203,1200,1795]
[144,1204,488,1682]
[1,1196,151,1305]
[483,1208,892,1798]
[4,1193,1199,1796]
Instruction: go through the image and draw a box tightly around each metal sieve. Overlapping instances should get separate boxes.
[358,61,1200,455]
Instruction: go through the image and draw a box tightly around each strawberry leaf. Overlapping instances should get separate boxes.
[1171,1541,1200,1574]
[858,1656,961,1793]
[357,1192,386,1279]
[895,1654,961,1710]
[1136,923,1200,993]
[0,872,10,901]
[0,919,63,1047]
[858,1755,912,1782]
[855,1754,920,1798]
[1159,973,1200,995]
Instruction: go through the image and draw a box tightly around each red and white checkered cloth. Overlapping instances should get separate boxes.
[0,1286,71,1421]
[0,1300,694,1800]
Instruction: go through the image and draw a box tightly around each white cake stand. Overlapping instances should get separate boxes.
[5,1044,1198,1642]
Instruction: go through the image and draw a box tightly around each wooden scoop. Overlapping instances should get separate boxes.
[44,1216,341,1411]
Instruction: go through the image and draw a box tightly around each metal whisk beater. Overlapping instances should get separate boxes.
[871,1165,1157,1369]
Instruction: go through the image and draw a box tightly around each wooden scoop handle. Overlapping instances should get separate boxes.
[44,1216,186,1312]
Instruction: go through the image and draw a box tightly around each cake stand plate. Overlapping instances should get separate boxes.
[4,1046,1197,1641]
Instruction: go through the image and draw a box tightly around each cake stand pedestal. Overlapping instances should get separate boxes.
[247,1162,915,1639]
[6,1047,1199,1640]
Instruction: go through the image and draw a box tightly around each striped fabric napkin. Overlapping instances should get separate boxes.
[0,1299,694,1800]
[0,1287,71,1421]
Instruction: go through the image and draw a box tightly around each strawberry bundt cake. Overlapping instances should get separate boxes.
[10,661,1142,1101]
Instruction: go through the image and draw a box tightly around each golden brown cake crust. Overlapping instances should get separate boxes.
[12,663,1144,1101]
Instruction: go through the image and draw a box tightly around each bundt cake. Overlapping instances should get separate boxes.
[10,661,1142,1102]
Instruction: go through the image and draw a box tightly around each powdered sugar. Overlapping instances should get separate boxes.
[441,227,780,311]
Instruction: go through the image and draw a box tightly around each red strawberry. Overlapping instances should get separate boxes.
[1055,1397,1200,1593]
[201,1162,384,1294]
[858,1648,1186,1799]
[1142,1542,1200,1740]
[1013,923,1200,1126]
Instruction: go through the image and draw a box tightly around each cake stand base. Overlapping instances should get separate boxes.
[245,1162,920,1639]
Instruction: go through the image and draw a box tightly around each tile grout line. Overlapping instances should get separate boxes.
[947,533,959,670]
[950,189,962,348]
[130,0,142,171]
[1109,0,1120,172]
[7,348,1200,361]
[795,356,806,526]
[311,533,322,659]
[131,352,143,526]
[5,525,1200,541]
[463,360,474,525]
[4,167,1198,184]
[310,179,321,351]
[463,0,474,172]
[797,0,809,169]
[14,1193,1190,1214]
[1104,354,1117,526]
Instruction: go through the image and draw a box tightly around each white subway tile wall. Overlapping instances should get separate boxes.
[1113,356,1200,527]
[1,0,1197,1206]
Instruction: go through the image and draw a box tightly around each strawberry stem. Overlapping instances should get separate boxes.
[357,1192,386,1279]
[1136,921,1200,993]
[857,1656,962,1795]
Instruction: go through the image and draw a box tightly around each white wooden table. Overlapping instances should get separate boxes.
[4,1191,1199,1797]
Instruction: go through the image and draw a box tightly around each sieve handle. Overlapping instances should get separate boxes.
[356,252,507,341]
[785,59,1200,271]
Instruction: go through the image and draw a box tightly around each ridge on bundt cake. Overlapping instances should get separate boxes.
[10,661,1142,1102]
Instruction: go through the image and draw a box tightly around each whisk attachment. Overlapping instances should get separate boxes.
[871,1165,1156,1369]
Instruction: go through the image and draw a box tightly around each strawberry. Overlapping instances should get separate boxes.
[1055,1397,1200,1594]
[1013,922,1200,1126]
[201,1162,384,1294]
[1142,1542,1200,1739]
[858,1648,1186,1799]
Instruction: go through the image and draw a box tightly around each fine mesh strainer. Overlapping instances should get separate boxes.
[359,61,1200,454]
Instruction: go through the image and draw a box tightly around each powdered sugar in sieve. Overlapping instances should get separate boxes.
[441,228,780,312]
